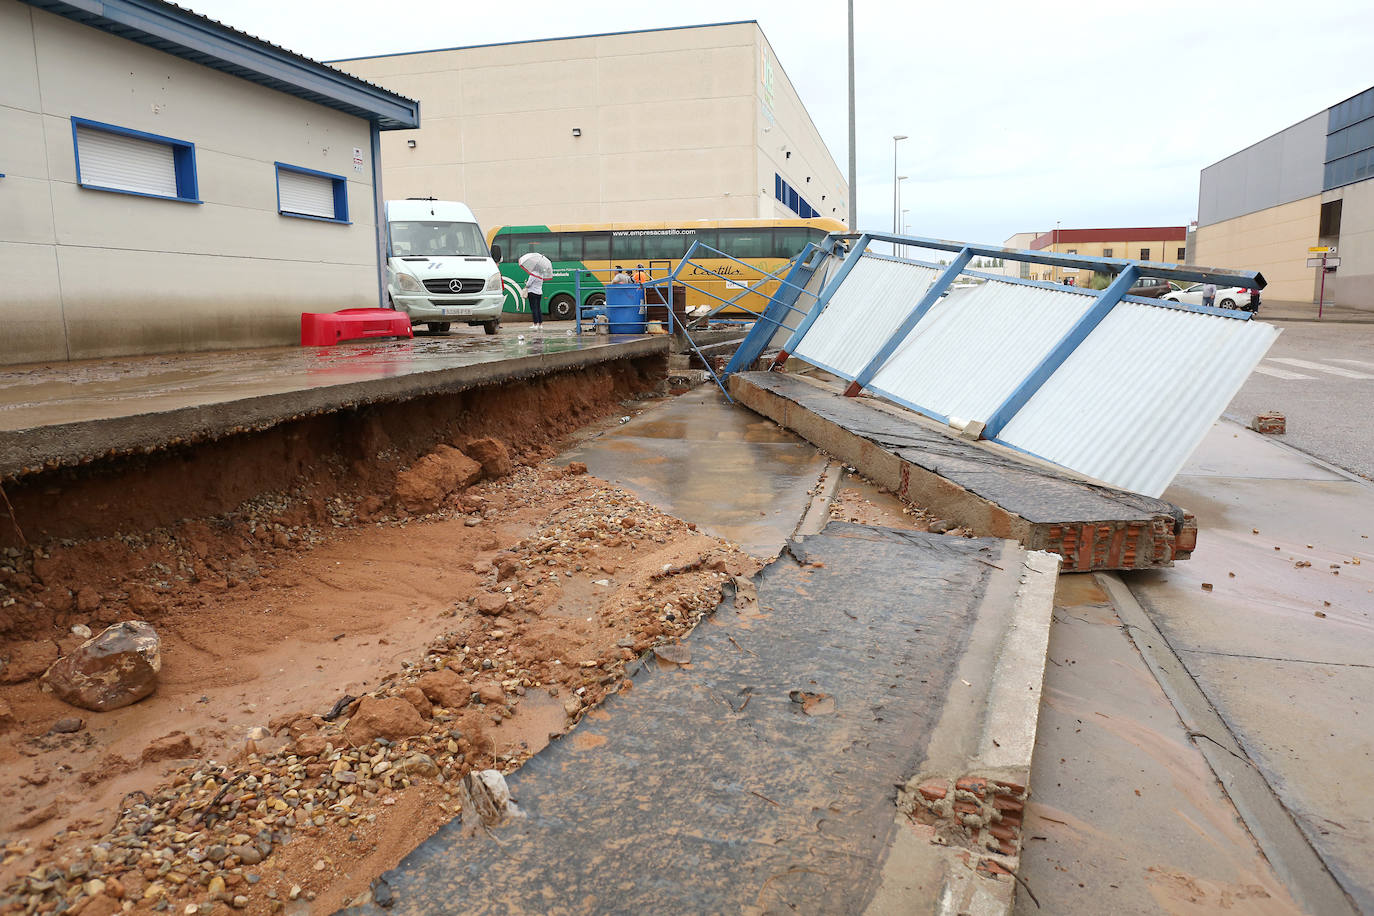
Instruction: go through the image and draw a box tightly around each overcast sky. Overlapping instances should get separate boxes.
[187,0,1373,243]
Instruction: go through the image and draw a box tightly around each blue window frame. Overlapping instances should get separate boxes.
[275,162,350,224]
[70,117,199,203]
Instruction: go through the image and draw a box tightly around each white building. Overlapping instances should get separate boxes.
[333,22,848,230]
[0,0,419,366]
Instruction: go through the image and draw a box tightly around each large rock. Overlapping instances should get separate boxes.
[41,621,160,711]
[393,446,482,513]
[416,669,470,709]
[463,437,514,478]
[342,696,427,746]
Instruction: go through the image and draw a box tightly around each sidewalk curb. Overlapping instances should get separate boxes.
[1096,572,1359,916]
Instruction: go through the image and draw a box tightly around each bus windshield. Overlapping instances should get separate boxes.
[390,221,488,258]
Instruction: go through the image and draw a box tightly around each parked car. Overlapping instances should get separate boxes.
[1163,283,1261,312]
[1127,277,1174,298]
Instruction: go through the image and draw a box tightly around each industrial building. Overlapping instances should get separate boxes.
[333,22,848,230]
[1195,85,1374,308]
[0,0,419,366]
[1017,227,1187,286]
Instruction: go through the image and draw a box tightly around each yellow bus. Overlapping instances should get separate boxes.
[487,217,846,321]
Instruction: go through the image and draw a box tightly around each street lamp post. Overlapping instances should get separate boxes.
[892,135,907,254]
[901,208,910,258]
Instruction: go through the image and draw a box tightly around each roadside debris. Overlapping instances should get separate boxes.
[41,621,161,712]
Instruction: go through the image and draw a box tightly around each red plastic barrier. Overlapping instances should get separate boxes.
[300,309,413,346]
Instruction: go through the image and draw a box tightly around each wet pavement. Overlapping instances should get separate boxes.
[1015,575,1300,914]
[0,331,665,475]
[346,525,1042,916]
[560,387,829,556]
[1121,421,1374,912]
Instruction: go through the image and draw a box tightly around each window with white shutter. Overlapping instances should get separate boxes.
[275,163,349,224]
[71,118,198,203]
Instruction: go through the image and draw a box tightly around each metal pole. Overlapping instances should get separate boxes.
[1319,253,1326,319]
[847,0,856,232]
[892,136,907,255]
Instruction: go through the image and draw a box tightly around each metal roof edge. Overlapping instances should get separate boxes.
[326,20,760,64]
[22,0,420,129]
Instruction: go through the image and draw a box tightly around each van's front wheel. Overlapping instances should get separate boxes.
[426,322,451,335]
[548,294,575,321]
[482,319,500,335]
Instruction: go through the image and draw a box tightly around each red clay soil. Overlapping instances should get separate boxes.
[0,360,773,914]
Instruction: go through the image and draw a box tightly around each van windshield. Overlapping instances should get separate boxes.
[390,221,488,258]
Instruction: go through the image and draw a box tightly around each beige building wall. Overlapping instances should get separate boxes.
[0,2,380,366]
[1322,181,1374,307]
[1193,195,1321,302]
[336,22,847,231]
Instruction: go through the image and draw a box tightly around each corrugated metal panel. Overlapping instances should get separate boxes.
[998,302,1280,497]
[278,169,336,218]
[869,278,1095,423]
[793,256,938,377]
[75,125,177,197]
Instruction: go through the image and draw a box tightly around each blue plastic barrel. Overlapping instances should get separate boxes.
[604,284,647,334]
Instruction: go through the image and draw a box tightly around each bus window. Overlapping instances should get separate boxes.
[557,233,583,261]
[583,232,610,261]
[524,235,559,259]
[502,234,533,259]
[611,235,646,263]
[774,228,811,258]
[719,229,772,259]
[643,233,688,260]
[691,229,718,254]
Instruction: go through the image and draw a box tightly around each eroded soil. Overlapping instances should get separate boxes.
[0,360,768,914]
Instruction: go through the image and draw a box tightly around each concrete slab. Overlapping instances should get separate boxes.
[559,387,829,556]
[1014,576,1301,914]
[730,370,1195,571]
[1120,420,1374,913]
[345,525,1058,916]
[0,333,666,477]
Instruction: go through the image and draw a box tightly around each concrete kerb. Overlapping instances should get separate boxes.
[0,337,669,478]
[865,545,1060,916]
[1096,572,1359,916]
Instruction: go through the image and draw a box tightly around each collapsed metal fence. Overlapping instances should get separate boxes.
[752,233,1279,497]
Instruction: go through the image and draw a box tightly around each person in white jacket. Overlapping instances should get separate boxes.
[525,272,544,329]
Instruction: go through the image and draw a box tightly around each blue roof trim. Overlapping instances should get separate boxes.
[21,0,420,130]
[328,20,759,63]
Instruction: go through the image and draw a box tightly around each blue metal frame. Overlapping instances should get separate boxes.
[778,234,868,358]
[980,265,1140,440]
[274,161,350,224]
[848,230,1266,290]
[723,242,827,376]
[25,0,419,130]
[848,247,972,394]
[70,117,200,204]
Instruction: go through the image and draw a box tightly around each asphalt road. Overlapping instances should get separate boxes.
[1226,318,1374,480]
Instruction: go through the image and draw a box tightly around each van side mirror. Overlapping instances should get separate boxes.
[491,244,503,263]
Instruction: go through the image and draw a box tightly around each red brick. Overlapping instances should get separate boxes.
[916,782,948,801]
[955,776,988,795]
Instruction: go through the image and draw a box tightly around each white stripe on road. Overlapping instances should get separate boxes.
[1253,366,1314,380]
[1266,357,1374,379]
[1327,358,1374,371]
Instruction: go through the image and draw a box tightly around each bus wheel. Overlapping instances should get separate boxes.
[548,294,575,321]
[586,292,606,310]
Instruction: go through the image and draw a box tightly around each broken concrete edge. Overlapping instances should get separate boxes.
[865,546,1059,916]
[731,371,1195,571]
[0,337,669,480]
[1096,572,1360,916]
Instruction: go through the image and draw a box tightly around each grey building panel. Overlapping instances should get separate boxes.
[1198,113,1327,226]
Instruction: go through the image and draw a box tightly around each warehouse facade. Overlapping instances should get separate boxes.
[1195,85,1374,308]
[333,22,848,231]
[0,0,419,366]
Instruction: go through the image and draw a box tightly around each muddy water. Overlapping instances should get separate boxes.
[560,387,828,556]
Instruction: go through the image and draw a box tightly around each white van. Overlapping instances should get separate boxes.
[385,199,503,334]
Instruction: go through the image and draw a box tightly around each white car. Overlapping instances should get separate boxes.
[385,199,504,335]
[1163,283,1260,312]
